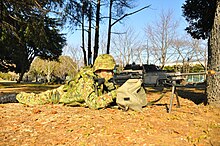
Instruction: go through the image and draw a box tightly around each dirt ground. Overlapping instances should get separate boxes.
[0,83,220,146]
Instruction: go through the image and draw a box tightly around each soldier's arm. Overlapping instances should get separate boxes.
[85,90,117,109]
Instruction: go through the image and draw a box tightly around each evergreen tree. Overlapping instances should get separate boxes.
[0,0,66,82]
[182,0,220,105]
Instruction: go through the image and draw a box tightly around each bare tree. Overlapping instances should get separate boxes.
[190,39,207,71]
[54,56,78,79]
[87,2,93,65]
[93,0,101,63]
[81,0,87,65]
[145,10,179,69]
[43,60,56,83]
[29,56,78,82]
[29,57,45,82]
[63,0,149,65]
[134,45,145,64]
[28,59,57,83]
[144,40,150,64]
[169,33,208,73]
[63,46,84,70]
[172,36,195,73]
[111,27,142,66]
[106,2,150,54]
[99,32,108,54]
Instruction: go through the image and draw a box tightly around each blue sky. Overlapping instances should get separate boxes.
[125,0,187,31]
[65,0,187,47]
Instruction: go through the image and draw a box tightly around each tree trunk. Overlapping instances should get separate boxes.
[106,0,113,54]
[46,60,52,83]
[161,54,165,69]
[93,0,100,63]
[35,75,38,83]
[206,1,220,106]
[17,71,25,83]
[82,1,87,66]
[0,0,2,39]
[146,40,150,64]
[88,3,92,65]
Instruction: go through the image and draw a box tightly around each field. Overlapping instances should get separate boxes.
[0,82,220,146]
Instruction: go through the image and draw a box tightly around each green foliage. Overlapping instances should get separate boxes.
[164,64,205,73]
[163,65,183,72]
[64,0,92,26]
[55,56,78,78]
[28,56,77,82]
[163,66,175,72]
[0,72,12,81]
[182,0,217,39]
[190,64,205,73]
[0,0,66,82]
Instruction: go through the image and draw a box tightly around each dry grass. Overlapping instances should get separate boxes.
[0,82,219,145]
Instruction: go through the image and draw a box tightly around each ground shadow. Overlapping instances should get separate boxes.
[176,88,207,105]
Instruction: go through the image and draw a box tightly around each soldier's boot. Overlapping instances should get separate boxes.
[0,94,18,104]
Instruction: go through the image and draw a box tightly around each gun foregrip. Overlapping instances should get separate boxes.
[94,78,105,85]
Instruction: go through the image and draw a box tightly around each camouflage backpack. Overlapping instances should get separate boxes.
[116,79,147,112]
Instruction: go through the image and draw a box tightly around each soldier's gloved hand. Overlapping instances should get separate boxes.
[105,82,116,91]
[94,78,105,86]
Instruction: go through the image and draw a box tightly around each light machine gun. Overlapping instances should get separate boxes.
[110,64,143,86]
[94,64,166,112]
[109,71,143,86]
[110,64,181,113]
[94,64,183,113]
[94,65,146,111]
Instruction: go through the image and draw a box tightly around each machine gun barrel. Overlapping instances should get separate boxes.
[168,72,206,77]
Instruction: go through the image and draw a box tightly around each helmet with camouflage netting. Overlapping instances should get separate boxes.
[93,54,116,72]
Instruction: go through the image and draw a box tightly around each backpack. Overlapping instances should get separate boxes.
[116,79,147,112]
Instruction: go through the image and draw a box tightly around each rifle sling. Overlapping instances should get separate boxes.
[144,93,165,106]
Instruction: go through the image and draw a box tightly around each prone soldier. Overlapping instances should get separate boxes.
[1,54,149,111]
[16,54,118,109]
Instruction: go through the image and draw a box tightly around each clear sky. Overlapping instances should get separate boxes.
[124,0,187,32]
[65,0,187,48]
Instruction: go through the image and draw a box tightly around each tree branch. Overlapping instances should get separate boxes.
[111,5,151,27]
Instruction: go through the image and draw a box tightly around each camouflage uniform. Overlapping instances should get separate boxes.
[16,54,117,109]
